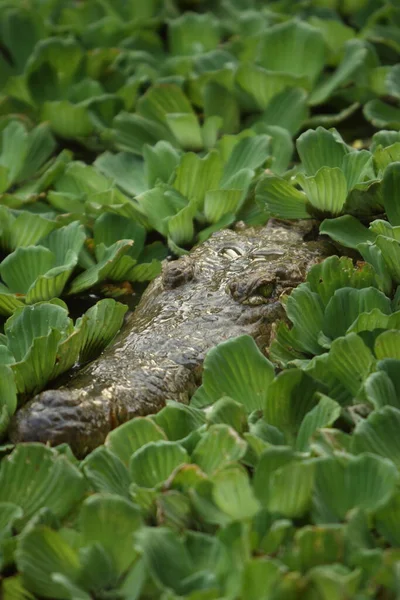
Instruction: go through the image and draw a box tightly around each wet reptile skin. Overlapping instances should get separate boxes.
[9,220,333,456]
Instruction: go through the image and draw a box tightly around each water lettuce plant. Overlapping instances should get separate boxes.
[1,0,400,597]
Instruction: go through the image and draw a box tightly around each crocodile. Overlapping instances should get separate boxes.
[9,219,334,456]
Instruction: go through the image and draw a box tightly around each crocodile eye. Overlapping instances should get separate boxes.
[219,245,245,259]
[255,283,275,298]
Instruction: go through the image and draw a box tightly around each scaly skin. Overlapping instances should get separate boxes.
[9,220,333,456]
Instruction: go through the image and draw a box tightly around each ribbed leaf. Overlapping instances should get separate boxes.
[221,134,270,185]
[236,64,303,111]
[173,151,222,210]
[41,100,93,139]
[9,213,56,249]
[5,302,70,362]
[76,299,127,364]
[255,175,310,219]
[374,329,400,360]
[16,526,80,599]
[353,407,400,468]
[79,494,141,574]
[267,460,315,518]
[105,417,166,465]
[363,370,400,409]
[264,369,321,443]
[81,447,131,497]
[94,151,147,197]
[285,284,325,355]
[296,127,348,176]
[313,454,398,522]
[204,189,242,223]
[68,240,134,294]
[308,39,367,105]
[298,167,348,215]
[198,335,275,412]
[137,84,194,125]
[0,246,54,295]
[326,333,376,397]
[307,255,377,307]
[0,444,86,527]
[166,113,203,151]
[375,235,400,283]
[143,141,181,189]
[168,12,219,56]
[167,203,196,245]
[364,99,400,129]
[191,424,247,475]
[42,221,86,266]
[129,441,189,488]
[320,215,376,249]
[341,150,374,190]
[323,287,391,340]
[26,253,78,304]
[296,395,341,451]
[259,20,325,84]
[212,465,260,520]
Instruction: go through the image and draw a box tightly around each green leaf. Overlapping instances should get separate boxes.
[285,284,325,355]
[173,151,222,210]
[105,417,167,466]
[320,215,375,249]
[309,39,367,106]
[296,395,341,451]
[41,101,93,139]
[94,151,147,197]
[298,167,348,215]
[307,255,377,307]
[326,333,376,397]
[194,335,275,412]
[323,287,391,341]
[130,441,189,488]
[68,240,134,294]
[168,12,220,56]
[364,99,400,129]
[258,87,309,136]
[221,134,270,186]
[154,401,206,442]
[296,127,349,176]
[313,454,398,522]
[259,19,326,84]
[236,64,303,111]
[166,113,203,151]
[353,407,400,468]
[0,444,86,528]
[1,246,54,294]
[76,299,127,364]
[80,446,131,497]
[16,526,80,599]
[134,527,193,594]
[374,329,400,360]
[143,141,181,188]
[211,465,260,520]
[255,175,310,219]
[264,369,321,443]
[191,425,247,475]
[204,189,242,223]
[79,494,141,574]
[137,84,194,126]
[382,162,400,226]
[267,460,315,518]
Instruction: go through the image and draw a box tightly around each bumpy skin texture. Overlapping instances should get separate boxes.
[9,220,333,456]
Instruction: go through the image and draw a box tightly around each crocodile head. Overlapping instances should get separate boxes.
[162,218,332,306]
